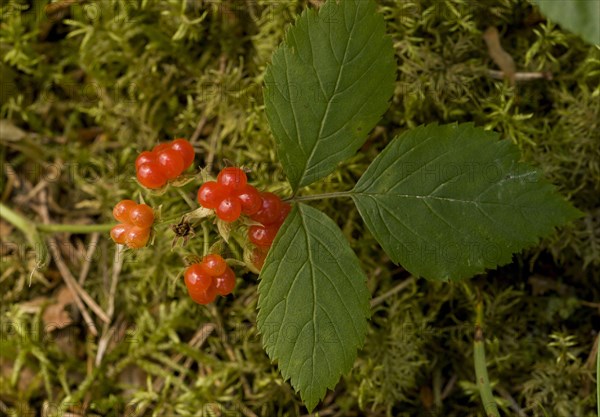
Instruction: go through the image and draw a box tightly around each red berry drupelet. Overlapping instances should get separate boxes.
[136,138,195,189]
[197,167,262,223]
[184,254,236,305]
[110,200,155,249]
[248,194,291,269]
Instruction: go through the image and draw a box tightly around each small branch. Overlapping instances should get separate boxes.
[0,202,49,269]
[175,188,195,209]
[496,385,526,417]
[38,223,114,233]
[474,301,500,417]
[78,232,99,284]
[202,222,210,257]
[287,190,354,203]
[189,114,207,144]
[106,245,124,320]
[37,192,110,326]
[370,277,414,307]
[487,69,552,82]
[47,236,100,336]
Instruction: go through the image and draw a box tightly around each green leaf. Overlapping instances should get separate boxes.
[532,0,600,45]
[257,204,370,411]
[353,123,582,281]
[264,0,396,191]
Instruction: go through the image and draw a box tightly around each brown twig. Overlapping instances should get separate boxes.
[38,191,109,327]
[487,69,552,82]
[189,114,208,144]
[370,277,414,307]
[496,385,527,417]
[78,232,99,284]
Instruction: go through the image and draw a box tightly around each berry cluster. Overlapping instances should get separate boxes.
[197,167,291,271]
[248,193,290,247]
[136,138,195,189]
[197,167,262,222]
[110,200,154,248]
[248,193,290,270]
[184,254,236,304]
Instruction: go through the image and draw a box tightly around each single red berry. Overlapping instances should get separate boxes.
[110,224,130,245]
[171,138,195,168]
[251,247,269,271]
[251,192,282,225]
[129,204,154,228]
[152,142,171,154]
[236,184,262,215]
[217,167,247,191]
[249,224,279,247]
[200,254,227,276]
[124,226,150,249]
[189,284,218,305]
[113,200,137,223]
[184,264,214,294]
[157,148,185,179]
[198,181,230,209]
[213,267,236,296]
[216,197,242,222]
[135,151,156,170]
[137,162,168,189]
[277,202,292,224]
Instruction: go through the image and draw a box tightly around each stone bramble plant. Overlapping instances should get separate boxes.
[101,0,581,410]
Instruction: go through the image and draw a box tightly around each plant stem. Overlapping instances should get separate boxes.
[287,190,354,203]
[37,223,115,233]
[597,335,599,417]
[474,301,500,417]
[201,222,210,257]
[0,202,49,268]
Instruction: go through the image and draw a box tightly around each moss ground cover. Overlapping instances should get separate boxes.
[1,0,598,415]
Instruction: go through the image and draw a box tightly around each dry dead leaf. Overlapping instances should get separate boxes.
[43,286,75,331]
[0,219,14,238]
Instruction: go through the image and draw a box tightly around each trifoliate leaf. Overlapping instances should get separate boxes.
[257,204,370,411]
[353,123,582,281]
[264,0,396,191]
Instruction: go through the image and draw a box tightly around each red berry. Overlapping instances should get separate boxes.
[135,151,155,170]
[124,226,150,249]
[251,192,282,225]
[251,247,269,271]
[217,167,247,191]
[213,267,236,296]
[184,264,214,294]
[216,197,242,222]
[137,162,167,189]
[277,202,292,224]
[110,224,130,245]
[113,200,137,223]
[197,181,229,209]
[236,185,262,215]
[152,142,171,153]
[171,138,195,168]
[249,224,279,247]
[129,204,154,228]
[189,285,218,305]
[157,149,185,180]
[200,254,227,276]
